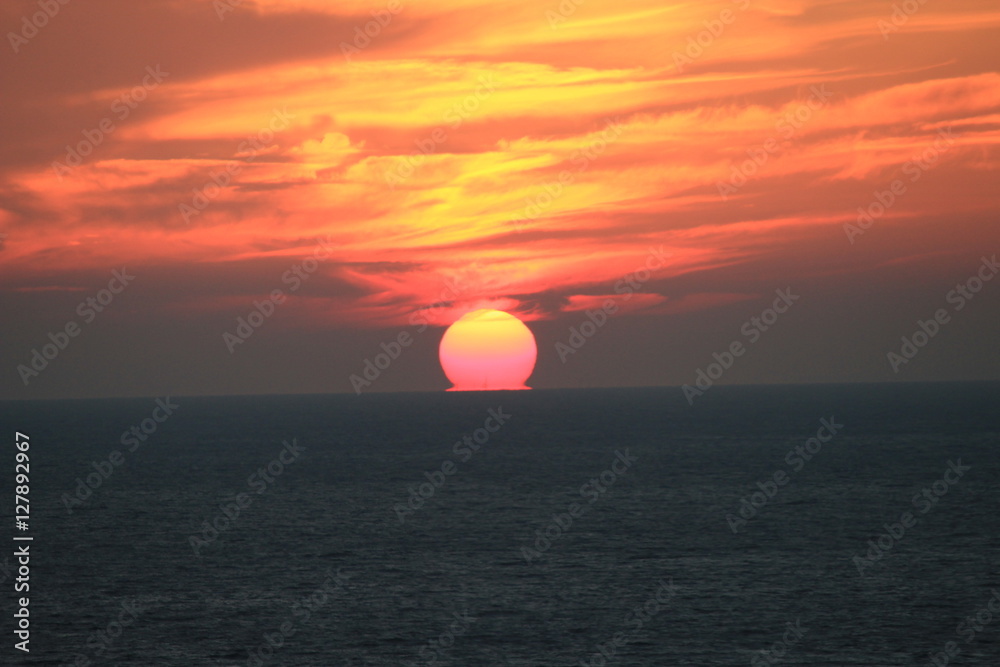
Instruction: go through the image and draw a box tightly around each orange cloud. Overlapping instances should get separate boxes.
[2,0,998,333]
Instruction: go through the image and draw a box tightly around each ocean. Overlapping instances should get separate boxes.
[2,382,998,666]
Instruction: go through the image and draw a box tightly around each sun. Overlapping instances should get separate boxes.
[438,309,537,391]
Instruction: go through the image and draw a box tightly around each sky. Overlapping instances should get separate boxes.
[1,0,998,400]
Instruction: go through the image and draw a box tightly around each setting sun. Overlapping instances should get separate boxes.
[438,309,537,391]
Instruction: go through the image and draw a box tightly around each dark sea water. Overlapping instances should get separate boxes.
[2,383,999,666]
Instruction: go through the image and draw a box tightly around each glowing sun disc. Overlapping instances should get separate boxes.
[438,309,537,391]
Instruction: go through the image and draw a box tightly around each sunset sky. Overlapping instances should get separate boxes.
[2,0,998,399]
